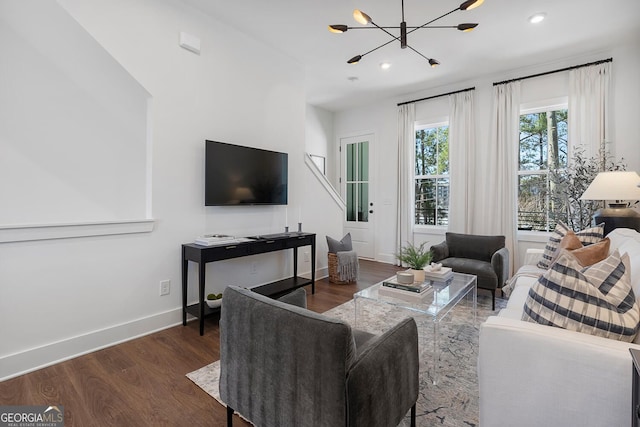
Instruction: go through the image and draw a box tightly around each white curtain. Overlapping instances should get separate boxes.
[568,62,611,164]
[475,82,520,274]
[397,103,415,263]
[448,90,475,233]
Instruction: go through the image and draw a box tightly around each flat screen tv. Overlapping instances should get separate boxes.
[205,140,288,206]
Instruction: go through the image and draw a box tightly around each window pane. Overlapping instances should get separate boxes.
[415,129,438,175]
[437,126,449,175]
[519,112,548,171]
[347,144,356,181]
[414,177,449,225]
[436,177,449,226]
[359,183,368,222]
[346,183,356,221]
[517,174,549,231]
[358,141,369,181]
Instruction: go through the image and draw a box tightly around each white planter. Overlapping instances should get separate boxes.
[409,269,425,284]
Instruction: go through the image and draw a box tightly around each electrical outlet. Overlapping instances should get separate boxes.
[250,262,257,274]
[304,251,310,262]
[160,279,171,296]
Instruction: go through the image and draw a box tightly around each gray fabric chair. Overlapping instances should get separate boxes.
[219,286,419,427]
[430,232,509,310]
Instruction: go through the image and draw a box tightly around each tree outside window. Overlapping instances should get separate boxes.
[518,109,568,231]
[415,125,449,226]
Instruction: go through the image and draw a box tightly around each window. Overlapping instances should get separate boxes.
[518,108,568,231]
[414,124,449,226]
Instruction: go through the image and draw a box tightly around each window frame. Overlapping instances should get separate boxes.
[413,120,450,230]
[517,99,569,233]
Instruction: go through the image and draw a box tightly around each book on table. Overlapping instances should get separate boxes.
[379,283,433,302]
[423,265,453,280]
[382,278,432,294]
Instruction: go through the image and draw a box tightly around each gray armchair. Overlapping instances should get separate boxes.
[431,232,509,310]
[219,286,419,427]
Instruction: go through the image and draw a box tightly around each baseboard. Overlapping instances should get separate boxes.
[0,307,182,382]
[1,267,330,382]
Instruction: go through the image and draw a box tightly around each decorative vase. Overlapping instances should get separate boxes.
[409,269,425,284]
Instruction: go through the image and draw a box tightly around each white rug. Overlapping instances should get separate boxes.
[187,294,505,426]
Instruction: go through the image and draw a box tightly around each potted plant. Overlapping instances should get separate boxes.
[396,242,432,283]
[549,144,626,231]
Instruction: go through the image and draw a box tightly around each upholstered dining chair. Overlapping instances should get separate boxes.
[219,286,419,427]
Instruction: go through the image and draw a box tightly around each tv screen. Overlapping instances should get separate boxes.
[205,140,288,206]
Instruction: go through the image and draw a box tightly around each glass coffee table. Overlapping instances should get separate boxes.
[353,272,477,384]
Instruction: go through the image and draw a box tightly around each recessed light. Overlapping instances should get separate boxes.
[528,13,546,24]
[347,76,359,82]
[380,62,392,70]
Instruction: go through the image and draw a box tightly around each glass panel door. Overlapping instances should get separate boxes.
[345,141,369,223]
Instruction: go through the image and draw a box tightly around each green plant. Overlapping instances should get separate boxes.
[549,143,626,231]
[396,242,432,270]
[207,293,223,300]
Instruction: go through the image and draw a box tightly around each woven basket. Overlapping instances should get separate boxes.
[328,252,352,285]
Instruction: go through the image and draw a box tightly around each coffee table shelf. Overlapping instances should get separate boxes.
[354,272,477,384]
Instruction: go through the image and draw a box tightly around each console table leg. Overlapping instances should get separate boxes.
[198,261,206,336]
[311,239,316,294]
[182,248,188,326]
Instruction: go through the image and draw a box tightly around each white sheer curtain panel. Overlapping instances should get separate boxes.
[568,62,611,163]
[476,82,520,274]
[397,103,415,262]
[448,90,475,233]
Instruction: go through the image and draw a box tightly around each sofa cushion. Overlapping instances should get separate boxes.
[560,233,611,266]
[537,222,605,269]
[327,232,352,253]
[523,250,640,342]
[445,232,505,263]
[607,228,640,298]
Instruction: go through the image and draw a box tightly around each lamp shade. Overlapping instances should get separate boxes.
[580,171,640,201]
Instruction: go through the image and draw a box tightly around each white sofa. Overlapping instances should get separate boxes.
[479,228,640,427]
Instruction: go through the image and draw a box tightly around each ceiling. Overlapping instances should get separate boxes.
[180,0,640,112]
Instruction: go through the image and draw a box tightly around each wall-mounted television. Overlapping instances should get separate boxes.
[205,140,288,206]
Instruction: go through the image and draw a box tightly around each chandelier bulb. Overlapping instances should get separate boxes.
[328,25,348,33]
[429,58,440,68]
[460,0,484,11]
[353,9,372,25]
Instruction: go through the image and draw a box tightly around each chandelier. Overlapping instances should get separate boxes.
[328,0,484,67]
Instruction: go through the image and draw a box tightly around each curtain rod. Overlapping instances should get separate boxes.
[493,57,613,86]
[397,86,475,106]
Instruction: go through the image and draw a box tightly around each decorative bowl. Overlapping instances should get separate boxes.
[396,271,415,284]
[206,298,223,308]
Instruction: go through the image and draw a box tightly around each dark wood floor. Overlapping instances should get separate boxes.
[0,259,399,427]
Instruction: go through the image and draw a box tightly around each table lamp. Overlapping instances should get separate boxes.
[580,171,640,235]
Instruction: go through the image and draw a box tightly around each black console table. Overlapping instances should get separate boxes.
[182,232,316,335]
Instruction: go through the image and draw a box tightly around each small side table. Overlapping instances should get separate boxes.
[630,348,640,427]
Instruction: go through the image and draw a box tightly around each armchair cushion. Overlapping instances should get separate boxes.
[276,287,307,308]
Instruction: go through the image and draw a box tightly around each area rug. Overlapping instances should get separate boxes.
[187,293,506,426]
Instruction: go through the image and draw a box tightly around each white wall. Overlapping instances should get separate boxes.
[0,0,340,380]
[333,41,640,268]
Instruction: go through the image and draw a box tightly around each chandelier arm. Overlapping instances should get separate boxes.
[360,38,398,58]
[406,7,459,36]
[405,44,432,62]
[371,21,401,43]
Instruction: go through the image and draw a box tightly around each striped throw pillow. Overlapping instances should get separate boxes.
[523,250,640,342]
[537,221,604,269]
